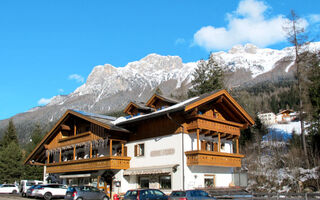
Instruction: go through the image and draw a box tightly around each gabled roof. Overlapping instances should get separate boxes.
[185,89,255,126]
[115,89,254,126]
[123,102,152,114]
[24,109,129,165]
[145,93,179,107]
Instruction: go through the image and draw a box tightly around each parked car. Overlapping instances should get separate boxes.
[33,184,68,200]
[0,184,19,194]
[169,190,216,200]
[65,185,109,200]
[20,180,43,197]
[26,184,41,198]
[124,189,168,200]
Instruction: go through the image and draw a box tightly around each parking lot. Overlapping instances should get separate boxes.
[0,194,64,200]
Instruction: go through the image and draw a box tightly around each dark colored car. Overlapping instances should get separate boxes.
[169,190,216,200]
[124,189,168,200]
[64,186,109,200]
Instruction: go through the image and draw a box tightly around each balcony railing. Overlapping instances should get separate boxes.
[46,156,131,173]
[185,150,244,167]
[186,115,241,136]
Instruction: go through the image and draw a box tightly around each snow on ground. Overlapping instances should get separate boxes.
[269,121,301,134]
[264,121,302,141]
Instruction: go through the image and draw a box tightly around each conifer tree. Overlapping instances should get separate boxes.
[188,55,225,97]
[0,142,22,183]
[1,119,18,148]
[23,124,44,180]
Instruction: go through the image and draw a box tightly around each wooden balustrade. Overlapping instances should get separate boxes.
[187,115,241,136]
[185,150,244,167]
[46,156,131,173]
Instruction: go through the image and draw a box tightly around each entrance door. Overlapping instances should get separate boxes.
[98,171,114,198]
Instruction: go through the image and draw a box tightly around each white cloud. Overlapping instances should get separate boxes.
[193,0,308,51]
[38,97,53,105]
[175,38,186,45]
[58,88,64,93]
[68,74,84,83]
[308,14,320,24]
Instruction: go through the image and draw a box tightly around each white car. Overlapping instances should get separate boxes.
[20,180,43,197]
[0,184,19,194]
[33,184,68,200]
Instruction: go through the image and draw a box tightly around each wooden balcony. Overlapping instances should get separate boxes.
[46,156,131,173]
[185,150,244,167]
[186,115,241,136]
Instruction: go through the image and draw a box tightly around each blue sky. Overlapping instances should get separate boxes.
[0,0,319,120]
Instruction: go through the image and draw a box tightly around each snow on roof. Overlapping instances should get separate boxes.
[71,110,116,121]
[112,96,199,125]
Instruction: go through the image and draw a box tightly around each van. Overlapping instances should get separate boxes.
[20,180,43,197]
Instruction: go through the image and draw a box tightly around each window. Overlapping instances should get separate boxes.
[134,143,145,157]
[139,177,149,188]
[159,176,171,189]
[204,175,215,188]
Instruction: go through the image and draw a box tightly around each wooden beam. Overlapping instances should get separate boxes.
[59,149,61,162]
[73,145,76,160]
[197,129,200,151]
[109,139,113,156]
[90,142,92,158]
[218,133,221,152]
[47,151,50,164]
[74,122,77,136]
[203,130,211,136]
[220,133,228,139]
[121,143,124,157]
[236,138,239,154]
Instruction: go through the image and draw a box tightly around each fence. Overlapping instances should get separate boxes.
[208,190,320,200]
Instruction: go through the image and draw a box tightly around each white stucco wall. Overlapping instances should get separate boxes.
[183,133,234,188]
[119,133,183,192]
[118,132,236,192]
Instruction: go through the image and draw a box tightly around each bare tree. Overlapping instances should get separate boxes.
[284,10,310,168]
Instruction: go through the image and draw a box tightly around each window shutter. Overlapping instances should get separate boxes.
[134,145,137,156]
[201,140,206,150]
[214,143,218,152]
[124,146,128,157]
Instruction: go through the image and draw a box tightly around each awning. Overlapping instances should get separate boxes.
[59,173,91,179]
[123,164,179,176]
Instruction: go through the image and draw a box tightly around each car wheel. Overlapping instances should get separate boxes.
[12,190,17,194]
[102,196,109,200]
[44,192,52,200]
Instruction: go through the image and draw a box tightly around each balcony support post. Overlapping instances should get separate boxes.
[90,142,92,158]
[74,122,76,136]
[59,149,61,162]
[121,143,124,157]
[109,139,113,156]
[236,137,239,154]
[47,151,50,164]
[218,133,221,152]
[196,129,200,151]
[73,145,76,160]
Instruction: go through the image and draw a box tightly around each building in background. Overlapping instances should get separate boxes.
[257,112,276,125]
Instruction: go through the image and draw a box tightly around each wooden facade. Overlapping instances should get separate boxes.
[26,90,254,180]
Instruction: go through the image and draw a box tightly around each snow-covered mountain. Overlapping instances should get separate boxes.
[1,42,320,142]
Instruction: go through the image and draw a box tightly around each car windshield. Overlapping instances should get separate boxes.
[125,190,137,197]
[190,190,209,197]
[153,190,165,196]
[26,182,35,186]
[171,191,186,197]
